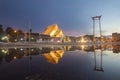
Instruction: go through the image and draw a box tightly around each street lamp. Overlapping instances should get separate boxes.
[14,30,19,42]
[14,30,17,33]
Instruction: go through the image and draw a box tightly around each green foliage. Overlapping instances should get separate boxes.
[5,27,14,34]
[0,24,3,34]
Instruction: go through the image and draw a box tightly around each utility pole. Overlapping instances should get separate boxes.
[29,21,31,43]
[25,31,26,43]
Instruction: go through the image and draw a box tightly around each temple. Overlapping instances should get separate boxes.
[38,24,64,42]
[43,24,64,38]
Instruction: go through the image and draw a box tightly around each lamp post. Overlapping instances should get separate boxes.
[14,30,19,42]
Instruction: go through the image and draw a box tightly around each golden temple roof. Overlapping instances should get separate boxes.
[43,24,64,37]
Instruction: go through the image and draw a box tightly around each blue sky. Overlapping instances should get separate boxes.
[0,0,120,36]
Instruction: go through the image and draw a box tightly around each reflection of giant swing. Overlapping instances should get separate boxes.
[93,45,104,72]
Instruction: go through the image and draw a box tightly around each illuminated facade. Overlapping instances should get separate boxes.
[63,36,71,42]
[43,24,64,38]
[40,24,64,42]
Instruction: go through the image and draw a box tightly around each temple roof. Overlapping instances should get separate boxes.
[43,24,64,37]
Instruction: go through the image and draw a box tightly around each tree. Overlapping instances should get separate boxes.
[5,27,15,42]
[5,27,14,34]
[0,24,3,34]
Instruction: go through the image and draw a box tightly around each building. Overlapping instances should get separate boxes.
[63,36,71,42]
[39,34,51,42]
[43,24,64,38]
[83,35,93,42]
[76,35,93,43]
[112,33,120,42]
[40,24,64,42]
[102,35,112,42]
[18,32,39,42]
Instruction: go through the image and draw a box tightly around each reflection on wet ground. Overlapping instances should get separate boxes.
[0,44,120,80]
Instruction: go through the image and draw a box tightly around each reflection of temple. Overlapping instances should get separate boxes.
[0,47,64,64]
[93,45,104,72]
[43,50,64,64]
[0,44,113,64]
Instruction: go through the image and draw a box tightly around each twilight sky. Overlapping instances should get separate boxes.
[0,0,120,36]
